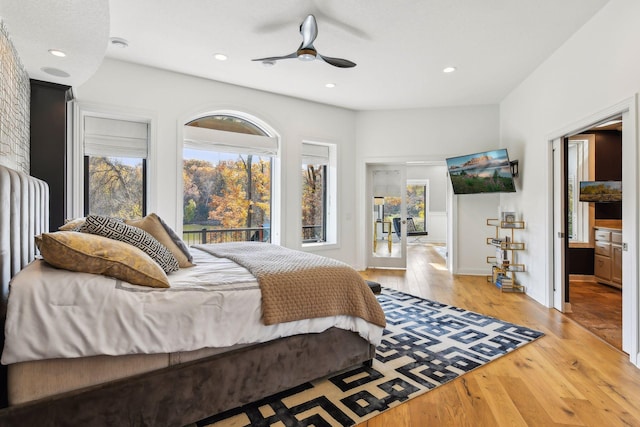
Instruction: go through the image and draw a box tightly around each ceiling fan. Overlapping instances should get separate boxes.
[252,14,356,68]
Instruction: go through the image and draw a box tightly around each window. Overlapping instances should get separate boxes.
[182,115,277,245]
[406,181,428,233]
[568,136,591,242]
[301,142,337,246]
[83,116,149,219]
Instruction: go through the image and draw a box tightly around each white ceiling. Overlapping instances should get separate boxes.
[1,0,610,111]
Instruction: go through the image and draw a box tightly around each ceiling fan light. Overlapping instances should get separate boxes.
[297,48,316,61]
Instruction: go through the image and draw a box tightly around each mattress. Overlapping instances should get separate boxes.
[2,246,383,364]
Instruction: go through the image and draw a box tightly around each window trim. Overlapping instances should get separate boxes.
[407,179,429,233]
[83,156,147,217]
[567,134,593,244]
[301,140,337,248]
[68,102,157,219]
[178,109,281,244]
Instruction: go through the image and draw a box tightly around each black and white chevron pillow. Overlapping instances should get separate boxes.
[82,215,180,273]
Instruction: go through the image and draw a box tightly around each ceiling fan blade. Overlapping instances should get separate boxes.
[299,15,318,49]
[317,54,356,68]
[251,52,298,62]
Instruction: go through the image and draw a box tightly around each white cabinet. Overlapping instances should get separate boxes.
[594,227,622,289]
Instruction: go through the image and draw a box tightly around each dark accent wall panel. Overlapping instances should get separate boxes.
[30,80,70,230]
[568,247,594,275]
[594,130,622,220]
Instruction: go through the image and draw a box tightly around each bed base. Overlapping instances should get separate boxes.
[0,327,374,426]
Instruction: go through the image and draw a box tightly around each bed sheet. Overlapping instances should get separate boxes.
[1,246,383,364]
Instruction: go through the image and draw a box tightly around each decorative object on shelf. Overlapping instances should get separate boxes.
[486,218,526,292]
[501,211,516,223]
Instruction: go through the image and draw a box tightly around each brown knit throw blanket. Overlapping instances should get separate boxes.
[194,242,386,328]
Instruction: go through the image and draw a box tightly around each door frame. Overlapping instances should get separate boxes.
[551,138,568,312]
[547,95,638,367]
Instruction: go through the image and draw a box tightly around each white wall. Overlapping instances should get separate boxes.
[355,105,500,272]
[75,58,359,265]
[500,0,640,305]
[407,164,447,211]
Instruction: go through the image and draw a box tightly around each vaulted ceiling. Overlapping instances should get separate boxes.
[1,0,610,110]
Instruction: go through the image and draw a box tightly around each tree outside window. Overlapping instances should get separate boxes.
[85,156,145,219]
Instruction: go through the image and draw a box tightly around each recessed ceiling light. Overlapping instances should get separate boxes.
[41,67,70,78]
[48,49,66,57]
[443,66,457,73]
[110,37,129,48]
[214,53,228,61]
[325,83,336,88]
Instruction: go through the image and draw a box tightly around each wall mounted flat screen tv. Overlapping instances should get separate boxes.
[579,181,622,202]
[446,149,516,195]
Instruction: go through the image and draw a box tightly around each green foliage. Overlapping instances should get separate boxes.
[450,173,515,194]
[301,165,322,224]
[183,155,271,229]
[184,199,197,223]
[88,156,143,219]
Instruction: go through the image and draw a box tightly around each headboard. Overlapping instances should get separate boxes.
[0,164,49,318]
[0,164,48,407]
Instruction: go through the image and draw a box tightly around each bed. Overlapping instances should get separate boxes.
[0,164,385,426]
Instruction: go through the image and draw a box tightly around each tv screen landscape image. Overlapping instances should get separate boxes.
[446,149,516,195]
[579,181,622,202]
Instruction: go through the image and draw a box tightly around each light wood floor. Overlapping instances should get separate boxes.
[358,244,640,427]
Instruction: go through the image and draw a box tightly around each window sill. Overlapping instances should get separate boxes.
[301,242,339,251]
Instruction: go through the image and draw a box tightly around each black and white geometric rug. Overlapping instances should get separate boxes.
[198,288,544,426]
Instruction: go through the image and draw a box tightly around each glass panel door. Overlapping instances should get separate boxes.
[368,165,407,269]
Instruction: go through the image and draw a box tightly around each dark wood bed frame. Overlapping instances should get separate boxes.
[0,164,375,426]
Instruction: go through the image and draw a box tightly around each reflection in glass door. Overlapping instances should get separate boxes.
[368,165,407,269]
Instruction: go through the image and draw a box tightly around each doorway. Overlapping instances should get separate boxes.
[550,97,639,367]
[565,123,622,351]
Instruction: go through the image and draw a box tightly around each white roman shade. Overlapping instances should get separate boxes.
[84,116,149,158]
[183,126,278,156]
[373,170,401,197]
[302,143,330,165]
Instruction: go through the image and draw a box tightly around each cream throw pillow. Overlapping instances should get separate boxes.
[125,213,194,268]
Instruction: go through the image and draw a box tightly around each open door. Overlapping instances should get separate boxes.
[367,164,407,269]
[552,138,567,312]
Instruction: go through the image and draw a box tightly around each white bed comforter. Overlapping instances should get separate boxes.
[1,247,383,365]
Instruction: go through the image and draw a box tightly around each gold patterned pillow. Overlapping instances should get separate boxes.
[38,231,170,288]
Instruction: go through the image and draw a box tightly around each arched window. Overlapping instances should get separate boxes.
[182,114,277,245]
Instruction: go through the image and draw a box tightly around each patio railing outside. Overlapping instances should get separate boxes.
[183,226,270,245]
[183,225,324,245]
